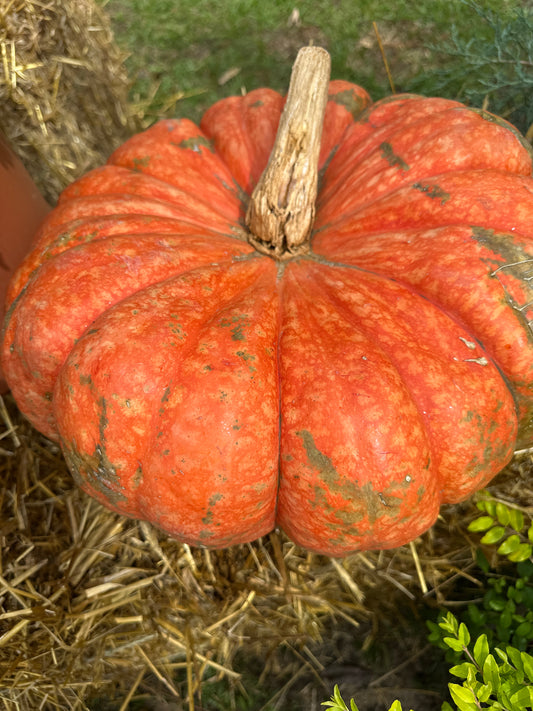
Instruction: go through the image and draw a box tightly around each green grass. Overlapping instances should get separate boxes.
[104,0,529,126]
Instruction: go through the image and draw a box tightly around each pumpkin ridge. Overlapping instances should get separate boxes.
[108,118,243,212]
[318,110,532,215]
[61,164,246,224]
[320,103,532,205]
[201,88,296,196]
[311,222,533,447]
[41,194,240,236]
[52,257,280,547]
[3,236,257,440]
[277,261,437,553]
[289,261,516,504]
[320,96,464,190]
[314,169,533,238]
[4,216,252,311]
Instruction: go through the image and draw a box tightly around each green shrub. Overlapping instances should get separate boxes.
[325,611,533,710]
[325,494,533,710]
[408,0,533,135]
[322,683,411,711]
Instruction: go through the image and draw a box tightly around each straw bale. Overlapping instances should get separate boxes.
[0,0,140,204]
[1,391,532,710]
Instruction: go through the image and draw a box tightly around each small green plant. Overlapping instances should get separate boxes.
[326,612,533,711]
[325,491,533,710]
[322,683,411,711]
[461,561,533,651]
[430,611,533,710]
[468,492,533,563]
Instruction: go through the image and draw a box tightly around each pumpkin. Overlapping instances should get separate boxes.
[3,47,533,556]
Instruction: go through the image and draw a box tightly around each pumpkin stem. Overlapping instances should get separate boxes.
[246,46,331,260]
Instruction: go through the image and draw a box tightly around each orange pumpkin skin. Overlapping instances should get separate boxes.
[4,78,533,556]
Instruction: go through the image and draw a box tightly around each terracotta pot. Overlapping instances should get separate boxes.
[0,132,51,393]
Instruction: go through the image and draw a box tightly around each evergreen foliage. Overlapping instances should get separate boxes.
[408,0,533,136]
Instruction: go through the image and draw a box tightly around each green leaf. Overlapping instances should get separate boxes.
[499,686,516,710]
[477,498,497,517]
[507,646,525,674]
[483,654,501,690]
[495,648,508,663]
[508,507,525,533]
[458,622,471,647]
[444,636,466,653]
[476,682,492,703]
[515,621,533,640]
[508,544,532,563]
[473,634,490,668]
[322,685,357,711]
[466,666,477,687]
[450,662,477,679]
[476,547,490,573]
[495,502,511,526]
[441,704,454,711]
[497,534,521,555]
[527,524,533,543]
[468,515,495,532]
[448,683,479,711]
[388,702,405,711]
[521,651,533,682]
[509,686,531,710]
[440,612,459,635]
[499,606,513,630]
[480,526,506,545]
[487,595,506,612]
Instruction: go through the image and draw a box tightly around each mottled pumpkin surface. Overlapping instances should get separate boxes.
[4,78,533,555]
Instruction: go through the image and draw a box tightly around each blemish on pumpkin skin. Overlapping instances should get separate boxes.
[63,441,128,506]
[199,530,215,540]
[131,156,151,171]
[168,316,186,339]
[218,314,250,341]
[380,142,410,172]
[296,430,403,525]
[98,397,109,444]
[412,181,450,204]
[132,465,143,489]
[329,89,367,119]
[236,350,257,373]
[201,493,224,527]
[175,136,215,153]
[472,227,533,342]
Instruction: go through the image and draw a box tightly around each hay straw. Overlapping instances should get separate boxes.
[0,0,140,204]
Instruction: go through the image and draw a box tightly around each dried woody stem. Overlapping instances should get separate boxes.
[246,46,331,259]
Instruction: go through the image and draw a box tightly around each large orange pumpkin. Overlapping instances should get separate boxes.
[3,48,533,556]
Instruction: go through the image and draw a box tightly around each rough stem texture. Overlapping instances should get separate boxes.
[246,46,331,259]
